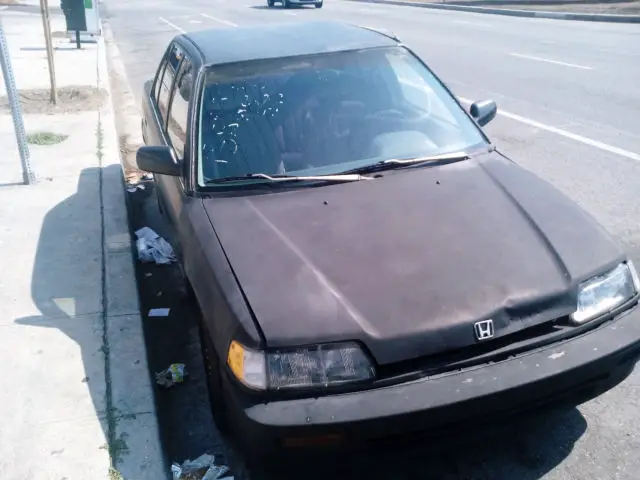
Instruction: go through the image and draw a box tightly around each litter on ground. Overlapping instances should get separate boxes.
[127,183,146,193]
[171,453,233,480]
[135,226,176,264]
[156,363,187,388]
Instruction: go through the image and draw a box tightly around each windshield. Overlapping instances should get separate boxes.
[197,46,487,186]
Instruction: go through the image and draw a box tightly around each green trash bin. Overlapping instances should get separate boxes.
[60,0,87,32]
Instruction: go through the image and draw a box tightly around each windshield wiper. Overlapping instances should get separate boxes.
[205,172,372,185]
[343,151,470,174]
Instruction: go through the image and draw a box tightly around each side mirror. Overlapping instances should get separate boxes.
[136,146,182,177]
[469,100,497,127]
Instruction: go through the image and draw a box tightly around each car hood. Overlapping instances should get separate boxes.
[203,152,624,365]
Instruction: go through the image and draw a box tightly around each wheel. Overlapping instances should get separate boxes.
[283,0,290,8]
[315,1,323,7]
[267,0,274,6]
[199,320,231,436]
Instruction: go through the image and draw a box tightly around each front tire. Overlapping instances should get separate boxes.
[267,0,274,6]
[315,1,323,6]
[283,0,290,8]
[200,320,230,436]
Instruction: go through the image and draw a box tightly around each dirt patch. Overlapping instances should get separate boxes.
[401,0,640,13]
[0,86,108,115]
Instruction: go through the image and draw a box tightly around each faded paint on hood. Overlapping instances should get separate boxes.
[203,152,623,365]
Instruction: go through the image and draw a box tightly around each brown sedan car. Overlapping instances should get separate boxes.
[137,20,640,464]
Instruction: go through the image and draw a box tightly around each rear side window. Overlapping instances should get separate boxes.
[167,57,194,158]
[157,43,183,126]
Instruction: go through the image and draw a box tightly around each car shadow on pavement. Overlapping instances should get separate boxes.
[13,167,119,474]
[257,408,587,480]
[124,180,229,466]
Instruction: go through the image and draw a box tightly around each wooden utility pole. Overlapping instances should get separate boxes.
[39,0,57,104]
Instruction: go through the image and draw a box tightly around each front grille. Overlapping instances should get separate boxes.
[376,316,588,383]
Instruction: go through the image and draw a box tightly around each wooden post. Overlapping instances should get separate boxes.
[39,0,57,104]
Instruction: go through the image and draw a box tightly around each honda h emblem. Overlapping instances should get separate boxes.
[474,319,494,341]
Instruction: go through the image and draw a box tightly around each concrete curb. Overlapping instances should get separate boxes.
[101,20,144,178]
[347,0,640,22]
[97,23,170,480]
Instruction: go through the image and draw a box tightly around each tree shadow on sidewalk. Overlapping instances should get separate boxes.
[13,167,113,473]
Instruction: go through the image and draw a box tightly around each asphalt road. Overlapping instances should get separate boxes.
[101,0,640,478]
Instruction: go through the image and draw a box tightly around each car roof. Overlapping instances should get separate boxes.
[184,20,400,66]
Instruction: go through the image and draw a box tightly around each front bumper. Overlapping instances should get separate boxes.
[223,305,640,458]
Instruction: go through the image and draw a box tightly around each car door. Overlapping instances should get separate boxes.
[153,43,195,256]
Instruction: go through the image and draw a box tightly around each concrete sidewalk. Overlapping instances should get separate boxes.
[0,4,166,480]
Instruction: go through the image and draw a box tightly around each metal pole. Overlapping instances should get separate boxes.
[40,0,57,104]
[0,18,36,185]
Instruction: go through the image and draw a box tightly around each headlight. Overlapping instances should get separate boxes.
[227,340,376,391]
[571,261,640,324]
[227,340,267,390]
[267,342,376,390]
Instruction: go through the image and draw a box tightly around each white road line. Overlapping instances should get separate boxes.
[201,13,238,27]
[159,16,186,33]
[453,20,489,27]
[457,96,640,163]
[510,53,593,71]
[355,6,387,13]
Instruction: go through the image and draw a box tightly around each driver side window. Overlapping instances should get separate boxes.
[167,56,193,159]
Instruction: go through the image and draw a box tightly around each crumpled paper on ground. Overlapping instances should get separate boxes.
[127,183,146,193]
[155,363,187,388]
[135,226,176,264]
[171,453,233,480]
